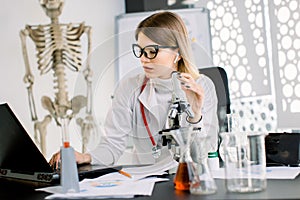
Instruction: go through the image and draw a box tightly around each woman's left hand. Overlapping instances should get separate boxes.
[177,72,204,122]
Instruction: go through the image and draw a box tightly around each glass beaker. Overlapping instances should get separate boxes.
[171,127,217,194]
[188,130,217,195]
[220,132,268,193]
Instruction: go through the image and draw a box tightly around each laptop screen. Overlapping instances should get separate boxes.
[0,103,53,174]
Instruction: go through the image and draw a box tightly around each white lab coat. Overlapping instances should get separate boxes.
[89,72,218,165]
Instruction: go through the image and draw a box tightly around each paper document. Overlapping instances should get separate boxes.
[266,167,300,179]
[37,151,178,199]
[40,174,168,199]
[123,151,178,179]
[212,167,300,180]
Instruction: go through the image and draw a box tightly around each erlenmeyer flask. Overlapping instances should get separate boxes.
[170,127,217,194]
[171,127,192,191]
[174,162,190,190]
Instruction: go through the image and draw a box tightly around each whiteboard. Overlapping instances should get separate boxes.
[115,8,213,82]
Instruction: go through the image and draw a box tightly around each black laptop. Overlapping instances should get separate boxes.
[0,103,120,187]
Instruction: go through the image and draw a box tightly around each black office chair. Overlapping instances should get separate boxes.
[199,66,231,133]
[200,67,231,165]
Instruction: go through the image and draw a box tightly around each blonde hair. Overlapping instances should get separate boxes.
[135,11,200,79]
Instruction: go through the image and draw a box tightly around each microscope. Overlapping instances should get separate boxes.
[158,73,216,192]
[159,71,199,161]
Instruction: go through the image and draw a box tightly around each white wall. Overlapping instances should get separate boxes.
[0,0,125,160]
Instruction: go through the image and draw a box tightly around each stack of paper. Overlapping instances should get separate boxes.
[37,151,178,199]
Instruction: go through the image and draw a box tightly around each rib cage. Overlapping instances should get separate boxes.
[25,23,86,117]
[27,23,85,74]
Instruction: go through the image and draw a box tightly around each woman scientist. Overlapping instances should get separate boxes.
[49,11,218,167]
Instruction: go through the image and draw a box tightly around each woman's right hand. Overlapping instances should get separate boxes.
[49,150,92,170]
[49,151,61,170]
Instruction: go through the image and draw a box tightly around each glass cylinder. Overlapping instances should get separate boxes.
[220,132,268,193]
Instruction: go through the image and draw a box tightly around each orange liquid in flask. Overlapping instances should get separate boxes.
[173,162,190,191]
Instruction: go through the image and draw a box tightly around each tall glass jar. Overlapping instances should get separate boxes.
[220,132,268,193]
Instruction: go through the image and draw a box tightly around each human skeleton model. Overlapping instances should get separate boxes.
[20,0,94,155]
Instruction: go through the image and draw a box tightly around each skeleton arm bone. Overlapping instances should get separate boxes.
[20,28,38,121]
[73,25,94,153]
[20,28,34,86]
[83,25,93,114]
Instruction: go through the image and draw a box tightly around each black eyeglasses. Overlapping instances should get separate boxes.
[132,44,178,59]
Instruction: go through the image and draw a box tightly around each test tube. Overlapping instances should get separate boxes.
[61,117,70,148]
